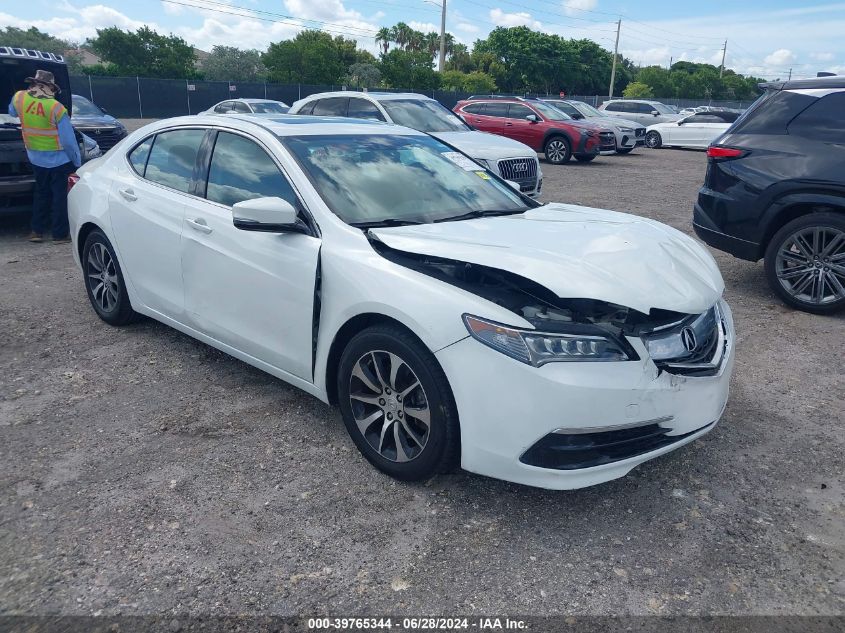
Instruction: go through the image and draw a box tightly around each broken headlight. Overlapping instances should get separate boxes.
[463,314,632,366]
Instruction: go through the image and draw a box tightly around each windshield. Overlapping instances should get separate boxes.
[381,99,470,133]
[571,101,604,118]
[283,134,529,226]
[71,96,104,116]
[530,101,571,121]
[251,101,288,113]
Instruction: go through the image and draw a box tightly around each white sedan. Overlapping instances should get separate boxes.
[67,114,734,490]
[645,111,739,149]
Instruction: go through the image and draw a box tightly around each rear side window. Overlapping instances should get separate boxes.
[484,102,509,117]
[730,90,816,135]
[603,102,623,112]
[144,129,206,194]
[312,98,348,116]
[787,92,845,142]
[347,98,385,121]
[205,131,299,208]
[462,103,485,115]
[128,137,153,176]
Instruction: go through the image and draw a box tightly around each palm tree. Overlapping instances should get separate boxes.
[375,27,391,55]
[392,23,411,50]
[424,32,440,58]
[407,29,424,52]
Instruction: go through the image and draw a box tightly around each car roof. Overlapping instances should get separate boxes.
[151,113,426,137]
[604,99,664,105]
[761,75,845,91]
[236,98,286,103]
[298,91,432,102]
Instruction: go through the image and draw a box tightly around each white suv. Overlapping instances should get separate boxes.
[289,92,543,197]
[598,99,681,126]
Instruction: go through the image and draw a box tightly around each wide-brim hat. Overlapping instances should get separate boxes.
[25,69,61,94]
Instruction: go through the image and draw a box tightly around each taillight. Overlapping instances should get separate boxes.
[67,173,80,193]
[707,146,746,160]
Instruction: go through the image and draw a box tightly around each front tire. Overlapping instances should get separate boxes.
[645,131,662,149]
[574,154,596,163]
[337,325,460,481]
[543,136,572,164]
[82,229,139,326]
[764,212,845,314]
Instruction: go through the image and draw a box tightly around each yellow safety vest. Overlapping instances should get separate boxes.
[14,90,66,152]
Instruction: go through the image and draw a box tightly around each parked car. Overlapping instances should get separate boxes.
[288,91,542,197]
[71,94,128,151]
[454,97,616,164]
[598,99,682,125]
[645,110,740,149]
[542,99,646,154]
[694,75,845,314]
[203,98,289,115]
[68,114,734,490]
[0,47,101,215]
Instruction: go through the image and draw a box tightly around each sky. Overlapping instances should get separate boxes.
[1,0,844,80]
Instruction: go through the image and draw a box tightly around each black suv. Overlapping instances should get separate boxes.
[694,75,845,314]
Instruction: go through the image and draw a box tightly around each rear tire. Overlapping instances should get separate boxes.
[543,136,572,164]
[82,229,139,326]
[337,324,460,481]
[764,212,845,314]
[645,131,662,149]
[574,154,597,162]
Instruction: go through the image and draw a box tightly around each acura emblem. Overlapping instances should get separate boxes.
[680,327,697,352]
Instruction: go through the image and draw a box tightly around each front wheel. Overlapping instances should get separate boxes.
[764,212,845,314]
[82,229,139,326]
[645,131,662,149]
[543,136,572,164]
[574,154,597,163]
[337,325,460,481]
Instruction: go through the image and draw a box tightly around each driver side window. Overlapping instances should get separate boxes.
[204,132,299,209]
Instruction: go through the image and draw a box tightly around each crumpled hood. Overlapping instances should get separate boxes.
[369,203,724,315]
[431,130,537,160]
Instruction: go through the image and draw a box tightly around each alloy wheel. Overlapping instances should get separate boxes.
[775,225,845,305]
[348,350,430,463]
[87,242,119,313]
[645,131,661,148]
[545,140,568,163]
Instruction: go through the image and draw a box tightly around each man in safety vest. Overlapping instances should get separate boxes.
[8,69,81,243]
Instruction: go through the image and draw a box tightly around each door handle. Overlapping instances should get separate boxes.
[118,188,137,202]
[505,122,513,126]
[186,218,213,234]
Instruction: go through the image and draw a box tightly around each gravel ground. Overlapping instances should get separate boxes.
[1,131,843,618]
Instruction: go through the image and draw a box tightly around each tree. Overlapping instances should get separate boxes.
[446,43,474,73]
[461,71,497,93]
[263,30,360,85]
[379,49,440,90]
[346,62,381,89]
[622,82,654,98]
[89,26,196,78]
[375,28,392,55]
[202,46,265,82]
[1,26,85,73]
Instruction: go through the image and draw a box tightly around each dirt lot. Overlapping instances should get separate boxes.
[1,135,843,618]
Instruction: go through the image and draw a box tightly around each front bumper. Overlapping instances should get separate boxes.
[435,300,735,490]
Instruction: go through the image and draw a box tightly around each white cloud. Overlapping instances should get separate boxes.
[764,48,796,67]
[489,8,542,29]
[563,0,598,16]
[811,52,835,61]
[408,21,439,34]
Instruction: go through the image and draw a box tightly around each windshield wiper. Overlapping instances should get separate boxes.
[351,218,427,229]
[433,208,526,223]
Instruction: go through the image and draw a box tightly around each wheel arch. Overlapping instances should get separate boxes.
[76,221,104,263]
[760,192,845,254]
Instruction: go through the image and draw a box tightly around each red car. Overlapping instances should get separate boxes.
[453,97,616,164]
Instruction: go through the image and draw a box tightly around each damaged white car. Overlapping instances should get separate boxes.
[68,114,735,490]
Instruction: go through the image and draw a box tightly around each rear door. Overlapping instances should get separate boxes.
[462,102,506,134]
[180,129,321,379]
[107,128,206,318]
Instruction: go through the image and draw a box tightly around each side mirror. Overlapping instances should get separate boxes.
[677,120,684,125]
[525,114,539,123]
[232,197,305,233]
[651,110,659,116]
[506,180,522,192]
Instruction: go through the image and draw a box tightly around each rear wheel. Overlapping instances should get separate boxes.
[543,136,571,164]
[82,229,139,326]
[645,131,662,149]
[764,212,845,314]
[337,325,460,481]
[574,154,596,163]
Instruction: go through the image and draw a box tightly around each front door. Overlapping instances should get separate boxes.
[504,103,539,147]
[107,128,206,318]
[180,130,321,380]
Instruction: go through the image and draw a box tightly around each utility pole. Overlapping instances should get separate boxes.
[609,19,621,99]
[438,0,447,72]
[719,40,727,77]
[788,68,793,80]
[669,56,673,70]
